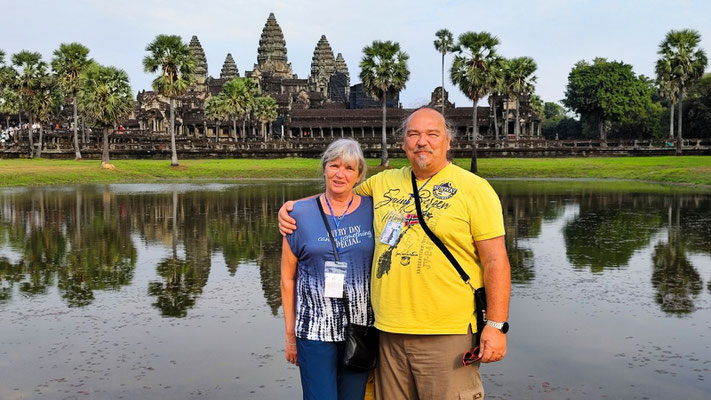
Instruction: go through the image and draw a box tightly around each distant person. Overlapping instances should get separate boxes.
[280,107,511,400]
[280,138,374,400]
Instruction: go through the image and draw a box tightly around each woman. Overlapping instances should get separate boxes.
[281,138,374,400]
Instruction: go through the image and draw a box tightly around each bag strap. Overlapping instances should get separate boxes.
[316,196,351,322]
[410,170,470,284]
[316,196,340,263]
[411,170,487,358]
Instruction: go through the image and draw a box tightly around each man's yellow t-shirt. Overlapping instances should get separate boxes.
[355,163,505,334]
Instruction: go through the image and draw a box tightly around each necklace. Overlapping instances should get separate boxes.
[324,194,354,222]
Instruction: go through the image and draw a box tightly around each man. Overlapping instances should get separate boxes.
[280,107,510,399]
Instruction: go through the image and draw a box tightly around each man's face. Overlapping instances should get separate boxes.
[402,109,451,172]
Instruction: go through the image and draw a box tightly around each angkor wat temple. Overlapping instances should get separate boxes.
[131,13,542,141]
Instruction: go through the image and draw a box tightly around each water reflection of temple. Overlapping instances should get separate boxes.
[131,12,542,141]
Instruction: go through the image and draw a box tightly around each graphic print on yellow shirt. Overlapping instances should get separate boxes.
[356,163,505,334]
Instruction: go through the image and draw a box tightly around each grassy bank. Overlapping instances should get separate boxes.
[0,156,709,188]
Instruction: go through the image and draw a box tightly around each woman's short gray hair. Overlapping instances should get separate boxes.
[321,138,367,182]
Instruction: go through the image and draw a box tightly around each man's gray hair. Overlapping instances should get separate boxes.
[321,138,367,182]
[399,106,455,140]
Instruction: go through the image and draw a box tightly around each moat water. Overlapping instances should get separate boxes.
[0,181,710,399]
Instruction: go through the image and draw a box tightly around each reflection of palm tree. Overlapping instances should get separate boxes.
[149,256,209,317]
[60,210,137,307]
[651,240,701,314]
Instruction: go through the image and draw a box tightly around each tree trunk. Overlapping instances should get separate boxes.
[262,122,267,141]
[677,88,683,156]
[215,122,220,143]
[101,126,110,165]
[598,118,607,142]
[492,98,499,141]
[504,97,509,137]
[169,98,179,166]
[515,92,521,140]
[380,96,389,167]
[36,125,43,158]
[441,53,446,116]
[470,98,478,173]
[28,112,34,158]
[233,118,238,140]
[241,120,246,139]
[73,96,81,159]
[669,101,675,139]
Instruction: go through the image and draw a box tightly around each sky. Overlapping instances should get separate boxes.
[2,0,710,108]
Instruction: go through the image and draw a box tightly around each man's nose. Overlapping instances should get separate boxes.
[416,133,428,146]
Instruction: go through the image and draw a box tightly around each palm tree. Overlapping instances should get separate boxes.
[450,31,499,173]
[488,57,506,141]
[657,78,677,139]
[656,29,708,155]
[360,40,410,167]
[528,94,544,137]
[507,57,538,140]
[11,50,47,158]
[253,96,278,141]
[433,29,454,116]
[51,42,92,160]
[204,95,229,142]
[218,77,258,140]
[143,34,196,166]
[0,88,19,130]
[31,73,63,158]
[78,63,133,167]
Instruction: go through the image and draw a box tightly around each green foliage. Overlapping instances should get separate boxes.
[51,42,92,96]
[450,31,499,103]
[680,73,711,138]
[143,34,195,98]
[656,29,708,94]
[563,58,655,139]
[11,50,47,115]
[219,77,259,121]
[434,29,454,55]
[544,102,566,119]
[359,40,410,101]
[78,63,133,129]
[204,95,229,122]
[31,73,63,125]
[253,96,278,124]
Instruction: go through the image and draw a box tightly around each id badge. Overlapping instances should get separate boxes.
[324,261,347,298]
[379,220,403,246]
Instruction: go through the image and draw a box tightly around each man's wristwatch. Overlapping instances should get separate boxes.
[486,320,509,334]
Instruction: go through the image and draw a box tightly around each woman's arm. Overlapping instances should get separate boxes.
[280,236,299,365]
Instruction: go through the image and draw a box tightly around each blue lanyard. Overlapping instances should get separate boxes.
[405,168,442,205]
[324,194,354,250]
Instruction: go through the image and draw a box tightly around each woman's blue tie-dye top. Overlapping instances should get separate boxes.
[286,196,375,341]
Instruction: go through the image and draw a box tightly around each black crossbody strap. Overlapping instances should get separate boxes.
[316,196,341,263]
[411,171,470,284]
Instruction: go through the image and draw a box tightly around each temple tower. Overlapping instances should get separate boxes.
[334,53,350,90]
[189,35,208,91]
[220,53,239,80]
[310,35,336,95]
[253,13,294,79]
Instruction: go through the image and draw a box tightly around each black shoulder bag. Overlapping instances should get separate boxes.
[316,197,379,371]
[410,171,487,364]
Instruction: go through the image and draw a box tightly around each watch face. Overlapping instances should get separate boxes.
[501,322,509,334]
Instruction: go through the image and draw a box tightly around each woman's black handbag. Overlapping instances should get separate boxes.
[316,197,379,371]
[342,322,379,370]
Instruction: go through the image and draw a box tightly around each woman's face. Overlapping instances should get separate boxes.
[324,158,360,196]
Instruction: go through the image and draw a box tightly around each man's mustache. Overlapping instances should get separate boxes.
[414,146,433,153]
